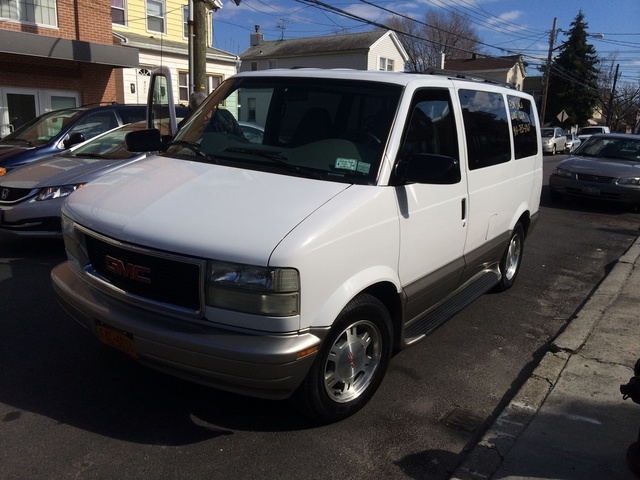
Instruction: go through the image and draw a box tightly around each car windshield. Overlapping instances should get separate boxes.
[0,109,85,147]
[541,129,554,137]
[65,122,145,160]
[166,76,402,185]
[575,136,640,161]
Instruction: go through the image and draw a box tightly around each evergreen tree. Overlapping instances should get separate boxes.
[545,11,599,127]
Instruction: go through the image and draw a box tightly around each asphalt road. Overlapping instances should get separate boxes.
[1,154,638,479]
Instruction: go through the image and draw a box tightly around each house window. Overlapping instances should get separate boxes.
[379,58,395,72]
[146,0,165,34]
[208,75,222,93]
[178,72,189,103]
[248,98,256,122]
[111,0,126,26]
[182,5,188,38]
[0,0,57,27]
[251,62,258,71]
[268,60,276,70]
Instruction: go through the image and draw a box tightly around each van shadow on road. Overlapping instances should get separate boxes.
[0,235,315,448]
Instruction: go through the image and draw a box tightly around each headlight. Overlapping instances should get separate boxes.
[205,261,300,316]
[552,167,573,178]
[36,184,83,201]
[618,177,640,186]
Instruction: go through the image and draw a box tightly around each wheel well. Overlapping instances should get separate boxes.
[517,211,531,238]
[361,282,403,350]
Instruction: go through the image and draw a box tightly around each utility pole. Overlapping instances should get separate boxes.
[540,17,557,126]
[606,63,620,130]
[188,1,241,98]
[193,0,208,96]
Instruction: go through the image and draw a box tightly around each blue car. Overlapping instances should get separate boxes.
[0,104,188,175]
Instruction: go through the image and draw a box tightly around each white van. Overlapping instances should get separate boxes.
[52,69,542,423]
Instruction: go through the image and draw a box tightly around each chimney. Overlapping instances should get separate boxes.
[250,25,263,47]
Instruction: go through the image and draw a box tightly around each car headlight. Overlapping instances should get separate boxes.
[618,177,640,186]
[552,167,573,178]
[205,261,300,316]
[37,184,83,201]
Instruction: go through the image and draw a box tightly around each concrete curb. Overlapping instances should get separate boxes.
[450,236,640,480]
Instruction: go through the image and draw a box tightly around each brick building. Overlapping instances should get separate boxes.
[0,0,138,137]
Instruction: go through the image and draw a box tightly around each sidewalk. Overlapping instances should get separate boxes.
[452,236,640,480]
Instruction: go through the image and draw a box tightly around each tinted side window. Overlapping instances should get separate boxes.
[508,95,538,159]
[118,108,146,125]
[400,88,459,160]
[69,111,119,141]
[459,89,510,170]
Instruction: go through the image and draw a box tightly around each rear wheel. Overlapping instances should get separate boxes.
[493,222,525,292]
[294,294,392,424]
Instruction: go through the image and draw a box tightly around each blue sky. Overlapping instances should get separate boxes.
[210,0,640,83]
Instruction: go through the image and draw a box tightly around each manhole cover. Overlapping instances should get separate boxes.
[440,406,484,432]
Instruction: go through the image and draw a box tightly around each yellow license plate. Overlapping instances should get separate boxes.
[95,321,138,358]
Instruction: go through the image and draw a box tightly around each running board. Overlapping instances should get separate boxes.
[403,269,501,344]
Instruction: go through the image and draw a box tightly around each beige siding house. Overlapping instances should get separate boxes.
[240,29,409,73]
[444,55,526,90]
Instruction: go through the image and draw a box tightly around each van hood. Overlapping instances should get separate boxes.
[63,155,351,265]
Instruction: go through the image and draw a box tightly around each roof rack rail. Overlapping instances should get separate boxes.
[408,68,513,88]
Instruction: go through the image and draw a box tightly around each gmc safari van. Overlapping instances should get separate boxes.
[52,69,542,423]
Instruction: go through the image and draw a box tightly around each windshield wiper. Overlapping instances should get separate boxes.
[1,138,34,147]
[223,147,326,180]
[224,147,289,164]
[73,152,111,159]
[168,140,223,163]
[169,140,209,157]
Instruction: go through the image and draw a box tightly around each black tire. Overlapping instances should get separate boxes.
[551,145,557,155]
[493,223,525,292]
[293,294,392,424]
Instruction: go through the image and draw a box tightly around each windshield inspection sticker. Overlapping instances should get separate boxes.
[335,157,370,174]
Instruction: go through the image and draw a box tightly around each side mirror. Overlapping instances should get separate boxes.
[64,132,85,149]
[125,129,163,153]
[396,154,461,185]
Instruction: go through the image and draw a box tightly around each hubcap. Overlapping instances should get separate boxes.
[504,233,522,281]
[323,320,382,403]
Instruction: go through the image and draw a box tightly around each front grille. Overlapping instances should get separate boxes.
[0,187,38,203]
[576,173,614,184]
[84,233,203,313]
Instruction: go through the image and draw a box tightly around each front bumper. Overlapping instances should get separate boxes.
[51,261,325,400]
[549,175,640,205]
[0,198,63,237]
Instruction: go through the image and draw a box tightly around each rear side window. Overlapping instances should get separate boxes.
[68,111,119,141]
[118,108,146,125]
[459,89,510,170]
[508,95,538,159]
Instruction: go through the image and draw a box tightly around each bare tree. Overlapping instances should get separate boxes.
[598,54,640,132]
[385,9,484,71]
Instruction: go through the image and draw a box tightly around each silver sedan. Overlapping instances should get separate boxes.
[549,133,640,207]
[0,122,151,237]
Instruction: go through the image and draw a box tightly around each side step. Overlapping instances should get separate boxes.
[403,270,500,344]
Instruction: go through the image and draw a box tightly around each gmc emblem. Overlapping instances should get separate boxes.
[105,255,151,284]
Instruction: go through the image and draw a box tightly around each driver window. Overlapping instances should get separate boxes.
[401,89,459,160]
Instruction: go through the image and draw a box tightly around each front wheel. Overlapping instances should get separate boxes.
[493,223,525,292]
[294,294,392,424]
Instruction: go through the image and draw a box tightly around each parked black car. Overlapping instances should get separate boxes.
[0,103,188,175]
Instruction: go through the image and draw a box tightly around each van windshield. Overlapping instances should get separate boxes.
[166,76,402,185]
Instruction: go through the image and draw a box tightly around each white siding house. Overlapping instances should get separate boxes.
[239,29,408,73]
